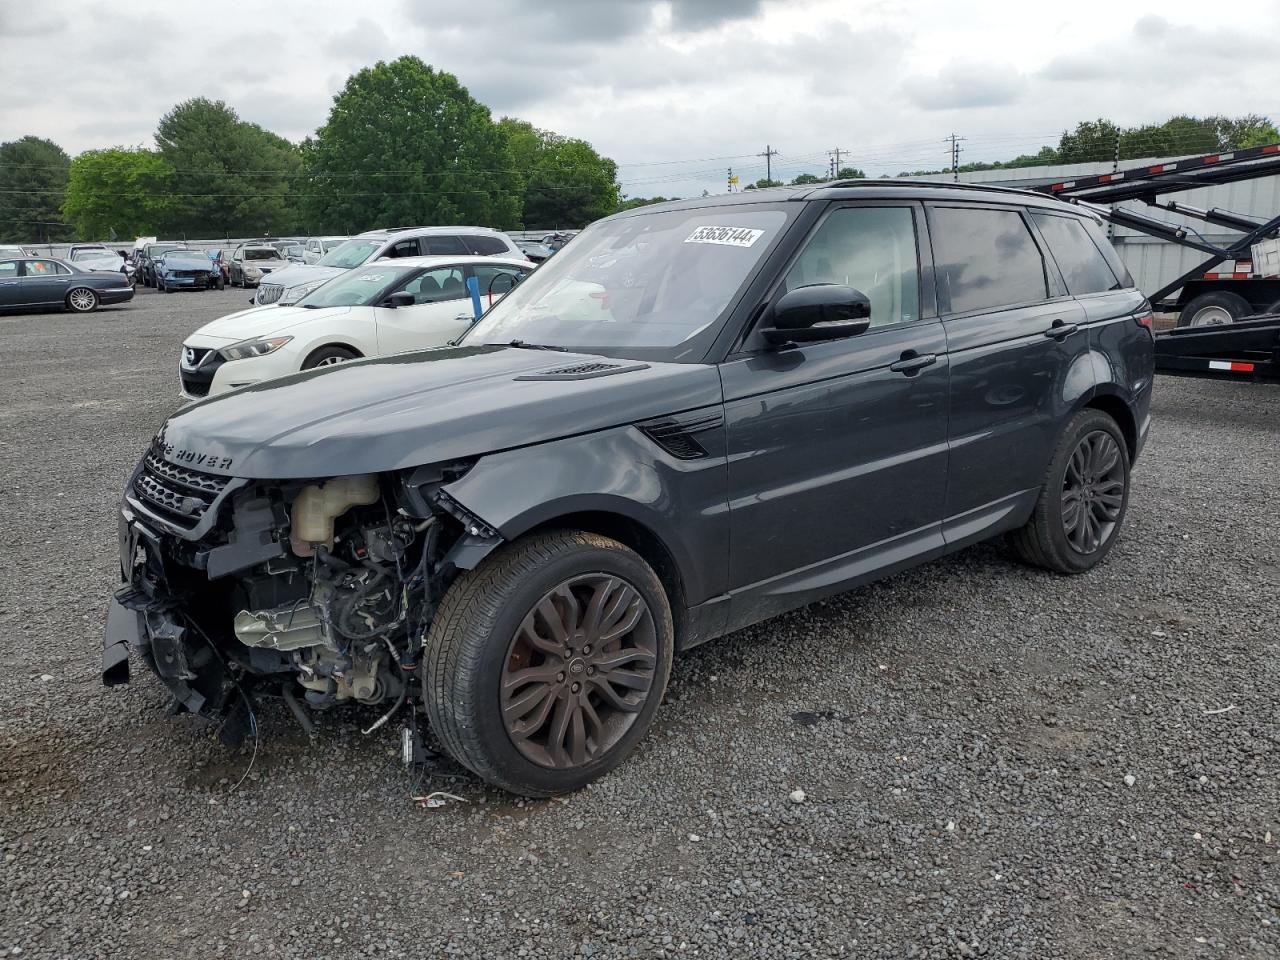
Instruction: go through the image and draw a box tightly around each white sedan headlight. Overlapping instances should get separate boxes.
[280,279,328,305]
[220,336,293,362]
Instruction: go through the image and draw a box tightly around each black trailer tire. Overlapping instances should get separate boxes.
[1177,290,1252,328]
[423,530,674,797]
[1008,409,1131,575]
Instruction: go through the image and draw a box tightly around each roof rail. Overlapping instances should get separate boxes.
[818,178,1053,200]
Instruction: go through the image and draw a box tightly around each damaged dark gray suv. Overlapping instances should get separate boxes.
[104,181,1154,796]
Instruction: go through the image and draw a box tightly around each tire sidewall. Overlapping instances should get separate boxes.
[441,538,674,796]
[1042,411,1131,572]
[303,347,356,369]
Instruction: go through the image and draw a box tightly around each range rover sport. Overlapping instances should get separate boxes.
[103,181,1154,797]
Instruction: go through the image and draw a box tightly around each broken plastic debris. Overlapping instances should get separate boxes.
[413,791,469,810]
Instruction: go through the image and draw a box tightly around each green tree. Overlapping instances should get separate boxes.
[1214,114,1279,149]
[156,98,301,237]
[0,136,71,243]
[499,118,619,229]
[305,57,520,232]
[616,195,676,212]
[62,148,176,240]
[1058,119,1122,163]
[835,167,866,179]
[790,172,825,185]
[742,178,783,190]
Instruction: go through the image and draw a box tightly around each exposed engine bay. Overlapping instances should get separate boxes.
[106,450,497,746]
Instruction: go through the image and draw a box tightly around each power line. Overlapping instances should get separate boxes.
[756,144,780,183]
[944,133,967,182]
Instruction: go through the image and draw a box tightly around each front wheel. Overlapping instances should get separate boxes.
[301,345,358,369]
[1008,409,1131,574]
[423,530,674,796]
[66,287,99,313]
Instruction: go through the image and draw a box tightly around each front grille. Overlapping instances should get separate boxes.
[132,451,230,528]
[257,283,284,304]
[181,374,211,398]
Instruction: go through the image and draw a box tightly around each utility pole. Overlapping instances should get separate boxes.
[828,147,849,179]
[757,144,780,183]
[945,133,966,182]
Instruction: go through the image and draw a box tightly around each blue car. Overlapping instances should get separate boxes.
[155,250,224,292]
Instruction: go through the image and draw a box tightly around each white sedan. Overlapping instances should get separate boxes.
[178,255,531,399]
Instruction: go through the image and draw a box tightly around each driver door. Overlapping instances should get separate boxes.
[719,202,950,626]
[373,264,474,355]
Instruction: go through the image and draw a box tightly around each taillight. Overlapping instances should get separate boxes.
[1135,311,1155,334]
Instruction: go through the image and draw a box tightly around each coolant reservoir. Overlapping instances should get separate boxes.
[290,474,380,556]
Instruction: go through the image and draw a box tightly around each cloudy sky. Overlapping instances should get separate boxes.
[3,0,1279,197]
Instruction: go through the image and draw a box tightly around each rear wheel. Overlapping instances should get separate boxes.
[66,287,99,313]
[1177,290,1252,328]
[1008,409,1130,574]
[423,530,674,796]
[301,345,358,369]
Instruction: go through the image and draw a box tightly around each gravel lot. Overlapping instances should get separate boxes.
[1,287,1277,960]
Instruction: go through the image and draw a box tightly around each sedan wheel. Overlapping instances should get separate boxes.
[66,287,99,313]
[1060,430,1125,555]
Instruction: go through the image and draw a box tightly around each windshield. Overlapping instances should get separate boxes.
[295,263,419,308]
[462,206,791,361]
[71,249,115,262]
[317,239,381,269]
[162,253,211,265]
[245,248,282,261]
[149,245,185,258]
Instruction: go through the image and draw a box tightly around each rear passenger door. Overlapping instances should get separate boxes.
[928,204,1091,543]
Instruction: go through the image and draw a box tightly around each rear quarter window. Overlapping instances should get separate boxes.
[468,236,512,255]
[1032,213,1121,295]
[929,206,1049,314]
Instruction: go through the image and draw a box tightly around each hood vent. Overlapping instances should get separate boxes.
[515,361,649,382]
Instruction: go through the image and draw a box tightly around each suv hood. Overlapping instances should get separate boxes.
[190,304,354,342]
[156,345,722,479]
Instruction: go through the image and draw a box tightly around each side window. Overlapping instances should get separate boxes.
[0,260,18,278]
[930,206,1049,314]
[421,235,467,256]
[468,236,510,255]
[1081,217,1134,288]
[782,206,919,328]
[25,259,66,276]
[1032,213,1120,295]
[400,266,466,304]
[472,264,528,300]
[384,238,421,259]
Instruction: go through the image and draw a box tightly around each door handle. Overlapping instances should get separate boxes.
[889,351,937,375]
[1043,320,1080,340]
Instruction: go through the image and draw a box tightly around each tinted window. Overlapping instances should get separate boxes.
[783,206,919,328]
[402,266,466,303]
[1032,213,1120,294]
[473,263,528,299]
[421,235,468,256]
[468,236,510,255]
[384,238,422,258]
[0,260,18,278]
[931,207,1048,314]
[1080,217,1134,287]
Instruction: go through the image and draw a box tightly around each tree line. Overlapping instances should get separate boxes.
[897,114,1279,178]
[0,56,620,243]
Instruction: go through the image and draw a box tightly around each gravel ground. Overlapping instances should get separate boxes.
[1,287,1277,960]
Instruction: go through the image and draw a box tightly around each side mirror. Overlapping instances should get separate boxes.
[383,291,416,309]
[760,284,872,345]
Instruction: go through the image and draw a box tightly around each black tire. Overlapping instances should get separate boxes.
[65,287,99,313]
[158,278,169,293]
[1008,409,1131,574]
[423,530,674,796]
[301,345,358,369]
[1177,290,1252,328]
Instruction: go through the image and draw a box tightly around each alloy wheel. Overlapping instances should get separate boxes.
[1061,430,1125,554]
[314,355,348,367]
[68,289,96,312]
[501,574,657,769]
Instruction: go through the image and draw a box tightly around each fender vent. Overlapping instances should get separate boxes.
[515,361,649,381]
[637,411,724,460]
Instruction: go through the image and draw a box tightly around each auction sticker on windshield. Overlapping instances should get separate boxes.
[355,273,387,282]
[684,226,765,247]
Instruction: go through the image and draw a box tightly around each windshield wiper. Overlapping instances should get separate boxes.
[489,339,569,352]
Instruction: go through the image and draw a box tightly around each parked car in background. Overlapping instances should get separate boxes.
[304,236,349,264]
[179,255,531,397]
[137,243,189,287]
[254,226,530,306]
[68,246,133,283]
[0,255,134,312]
[108,182,1153,797]
[0,244,29,258]
[227,244,289,287]
[154,249,223,292]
